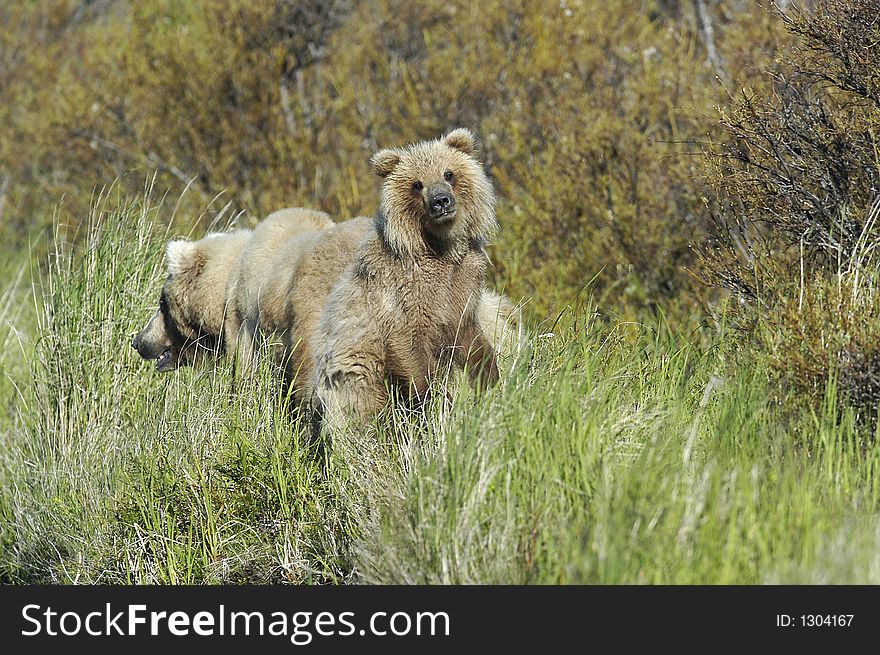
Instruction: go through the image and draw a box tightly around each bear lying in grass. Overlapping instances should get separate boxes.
[309,128,500,431]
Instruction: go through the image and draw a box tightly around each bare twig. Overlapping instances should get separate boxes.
[0,173,9,225]
[145,151,193,187]
[692,0,728,85]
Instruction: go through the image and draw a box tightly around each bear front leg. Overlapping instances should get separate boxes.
[227,315,260,378]
[312,357,388,435]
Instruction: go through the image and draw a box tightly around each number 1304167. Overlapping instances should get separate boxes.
[777,614,854,627]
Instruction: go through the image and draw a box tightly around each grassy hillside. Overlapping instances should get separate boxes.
[1,194,878,584]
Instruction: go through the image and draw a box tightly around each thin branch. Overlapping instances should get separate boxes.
[692,0,728,85]
[0,173,9,226]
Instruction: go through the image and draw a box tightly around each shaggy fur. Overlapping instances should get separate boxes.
[252,216,516,404]
[277,216,377,394]
[133,207,333,372]
[225,208,333,372]
[134,200,516,404]
[133,228,252,371]
[275,216,517,402]
[309,128,500,430]
[225,207,336,370]
[476,289,521,358]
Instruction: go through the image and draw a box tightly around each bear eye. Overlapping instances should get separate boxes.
[412,180,424,193]
[444,170,455,183]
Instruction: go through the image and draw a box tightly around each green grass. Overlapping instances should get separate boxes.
[1,193,879,584]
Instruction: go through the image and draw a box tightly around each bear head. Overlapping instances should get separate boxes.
[132,239,204,371]
[371,128,497,258]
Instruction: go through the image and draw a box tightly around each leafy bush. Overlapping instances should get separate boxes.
[698,0,880,414]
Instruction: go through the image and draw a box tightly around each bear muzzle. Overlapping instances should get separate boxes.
[155,347,178,372]
[427,191,456,223]
[133,309,179,371]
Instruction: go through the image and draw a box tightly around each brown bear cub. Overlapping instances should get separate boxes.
[310,128,499,431]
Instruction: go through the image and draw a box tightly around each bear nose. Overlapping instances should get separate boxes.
[430,193,453,213]
[131,336,140,351]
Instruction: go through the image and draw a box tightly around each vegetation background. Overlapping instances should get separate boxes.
[1,0,879,583]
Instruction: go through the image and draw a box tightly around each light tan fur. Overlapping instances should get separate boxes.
[308,128,500,431]
[277,217,378,395]
[225,213,517,402]
[476,289,522,358]
[133,228,252,371]
[225,207,335,369]
[135,205,517,392]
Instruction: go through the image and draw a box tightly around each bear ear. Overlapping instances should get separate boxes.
[443,128,477,156]
[165,240,196,276]
[371,149,403,178]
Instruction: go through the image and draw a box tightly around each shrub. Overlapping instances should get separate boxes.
[700,0,880,300]
[753,200,880,421]
[698,0,880,416]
